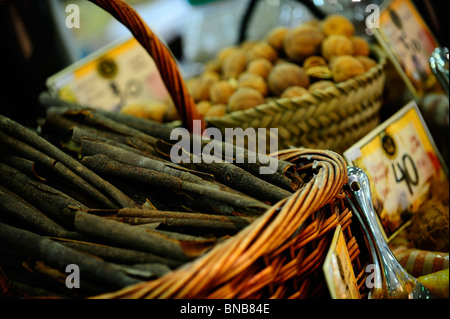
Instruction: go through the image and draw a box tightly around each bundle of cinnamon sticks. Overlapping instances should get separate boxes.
[0,96,306,298]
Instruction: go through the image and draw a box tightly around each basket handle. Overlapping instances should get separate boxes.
[89,0,206,133]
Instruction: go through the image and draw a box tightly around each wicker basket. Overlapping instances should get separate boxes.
[78,0,371,299]
[94,148,369,299]
[206,1,387,152]
[206,45,386,153]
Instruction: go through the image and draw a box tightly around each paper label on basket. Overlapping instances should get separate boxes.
[323,225,360,299]
[46,37,170,112]
[344,100,448,239]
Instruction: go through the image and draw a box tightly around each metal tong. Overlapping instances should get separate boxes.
[430,47,449,96]
[345,166,435,299]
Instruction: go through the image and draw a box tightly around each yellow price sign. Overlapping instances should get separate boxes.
[323,225,360,299]
[46,37,169,112]
[344,101,447,238]
[374,0,440,96]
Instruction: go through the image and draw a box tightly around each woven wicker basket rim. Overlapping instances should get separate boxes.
[205,45,387,124]
[92,148,349,299]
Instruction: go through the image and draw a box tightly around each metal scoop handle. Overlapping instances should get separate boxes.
[346,166,435,299]
[430,47,449,96]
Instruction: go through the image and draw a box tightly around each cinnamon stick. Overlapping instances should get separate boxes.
[0,154,45,181]
[73,211,214,261]
[80,138,213,187]
[0,161,87,228]
[53,238,183,269]
[79,137,239,214]
[0,131,118,208]
[116,208,255,223]
[109,208,254,234]
[0,114,138,208]
[48,107,158,146]
[120,217,251,235]
[184,154,292,204]
[0,222,142,290]
[0,185,76,238]
[81,154,270,211]
[72,126,150,157]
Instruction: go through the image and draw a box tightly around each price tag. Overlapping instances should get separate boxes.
[344,100,448,239]
[374,0,440,97]
[46,37,169,112]
[323,225,360,299]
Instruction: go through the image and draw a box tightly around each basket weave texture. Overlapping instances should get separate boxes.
[206,45,387,153]
[94,148,357,299]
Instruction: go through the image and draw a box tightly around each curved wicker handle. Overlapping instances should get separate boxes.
[89,0,206,133]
